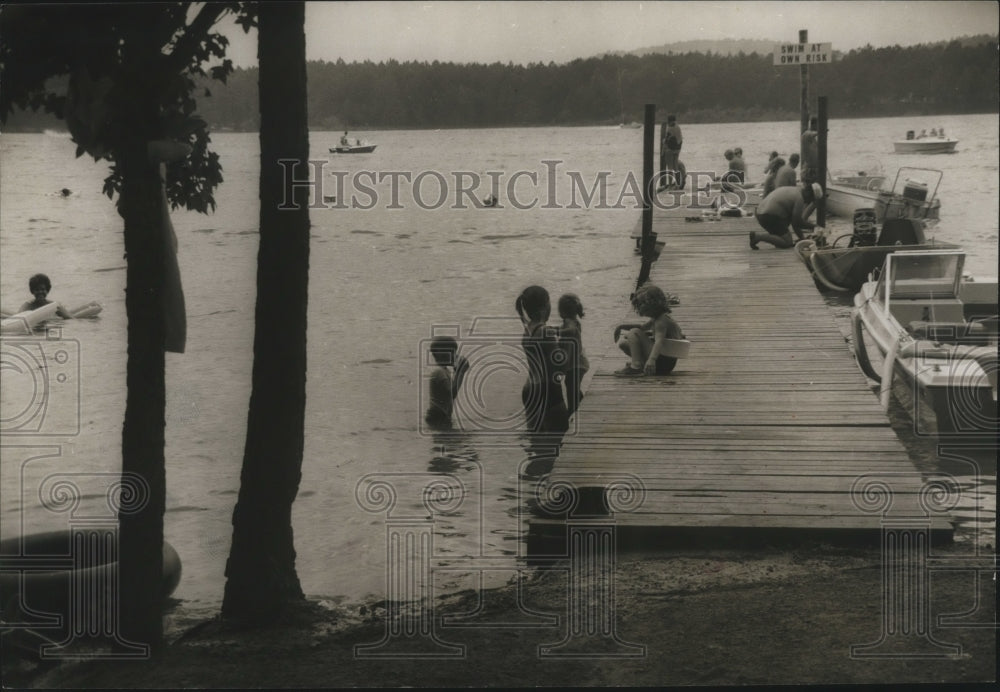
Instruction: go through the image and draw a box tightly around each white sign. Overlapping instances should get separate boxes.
[773,42,832,66]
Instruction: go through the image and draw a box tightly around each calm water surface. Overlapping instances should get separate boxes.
[1,115,996,621]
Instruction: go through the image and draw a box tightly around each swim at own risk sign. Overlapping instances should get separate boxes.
[773,42,832,65]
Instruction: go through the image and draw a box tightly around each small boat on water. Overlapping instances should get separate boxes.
[796,213,958,292]
[825,167,941,224]
[851,249,998,438]
[329,143,376,154]
[893,130,958,154]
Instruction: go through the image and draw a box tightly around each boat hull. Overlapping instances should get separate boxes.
[826,184,940,223]
[329,145,376,154]
[806,241,959,292]
[893,139,958,154]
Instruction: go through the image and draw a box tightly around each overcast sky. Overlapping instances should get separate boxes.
[216,1,999,66]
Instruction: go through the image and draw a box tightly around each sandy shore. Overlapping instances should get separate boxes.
[10,539,995,688]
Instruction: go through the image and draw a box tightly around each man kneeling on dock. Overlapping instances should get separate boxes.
[749,183,822,250]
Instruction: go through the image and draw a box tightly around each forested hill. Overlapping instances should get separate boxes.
[5,37,997,132]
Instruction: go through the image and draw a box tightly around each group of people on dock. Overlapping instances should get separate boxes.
[425,283,684,434]
[749,115,825,250]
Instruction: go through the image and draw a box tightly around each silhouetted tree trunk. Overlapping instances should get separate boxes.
[118,13,167,651]
[222,1,309,622]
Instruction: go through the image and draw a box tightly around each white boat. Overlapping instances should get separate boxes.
[825,167,941,225]
[893,131,958,154]
[329,142,376,154]
[851,249,998,438]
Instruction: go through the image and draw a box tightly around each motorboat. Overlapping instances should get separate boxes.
[851,249,998,438]
[825,167,941,225]
[893,130,958,154]
[329,142,376,154]
[795,213,958,292]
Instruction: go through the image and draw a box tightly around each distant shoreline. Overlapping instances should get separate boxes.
[6,109,999,135]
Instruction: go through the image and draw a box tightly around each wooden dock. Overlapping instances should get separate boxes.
[533,199,953,545]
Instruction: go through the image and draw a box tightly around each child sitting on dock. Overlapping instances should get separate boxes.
[614,283,685,376]
[556,293,589,416]
[424,335,469,428]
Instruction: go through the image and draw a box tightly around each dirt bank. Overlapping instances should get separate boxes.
[11,541,995,688]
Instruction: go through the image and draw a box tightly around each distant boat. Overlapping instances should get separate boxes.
[893,130,958,154]
[329,143,376,154]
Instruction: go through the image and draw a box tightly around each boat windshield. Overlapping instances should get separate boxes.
[887,252,964,300]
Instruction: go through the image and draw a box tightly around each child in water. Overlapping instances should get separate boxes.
[19,274,74,318]
[424,335,469,428]
[556,293,589,417]
[614,283,685,376]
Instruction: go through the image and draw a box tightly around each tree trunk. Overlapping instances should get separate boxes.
[222,1,310,622]
[117,25,167,648]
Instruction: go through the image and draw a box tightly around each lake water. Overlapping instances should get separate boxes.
[1,114,997,623]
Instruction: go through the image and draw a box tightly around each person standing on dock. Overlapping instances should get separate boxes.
[775,153,799,189]
[761,157,784,199]
[749,183,822,250]
[800,116,819,186]
[662,115,683,190]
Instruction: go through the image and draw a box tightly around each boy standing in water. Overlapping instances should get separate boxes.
[425,335,469,428]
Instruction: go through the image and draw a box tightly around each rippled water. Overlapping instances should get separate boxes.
[1,114,996,617]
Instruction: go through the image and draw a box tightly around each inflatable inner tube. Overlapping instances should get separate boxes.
[0,530,182,623]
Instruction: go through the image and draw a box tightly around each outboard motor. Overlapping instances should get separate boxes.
[849,208,878,247]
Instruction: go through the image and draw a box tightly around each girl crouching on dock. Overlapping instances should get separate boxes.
[614,283,685,376]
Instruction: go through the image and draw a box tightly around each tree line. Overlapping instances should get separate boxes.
[6,37,996,133]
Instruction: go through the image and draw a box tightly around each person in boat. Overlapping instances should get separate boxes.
[340,131,349,146]
[918,129,927,139]
[424,335,469,428]
[775,153,799,189]
[613,283,685,376]
[516,285,569,434]
[761,156,785,199]
[800,116,819,185]
[930,128,938,137]
[556,293,589,417]
[749,182,822,250]
[19,273,74,318]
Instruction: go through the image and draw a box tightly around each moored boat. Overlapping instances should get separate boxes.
[796,215,958,292]
[826,167,941,224]
[851,249,998,438]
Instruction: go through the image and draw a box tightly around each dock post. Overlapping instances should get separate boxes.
[799,29,809,134]
[637,103,657,290]
[817,96,828,226]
